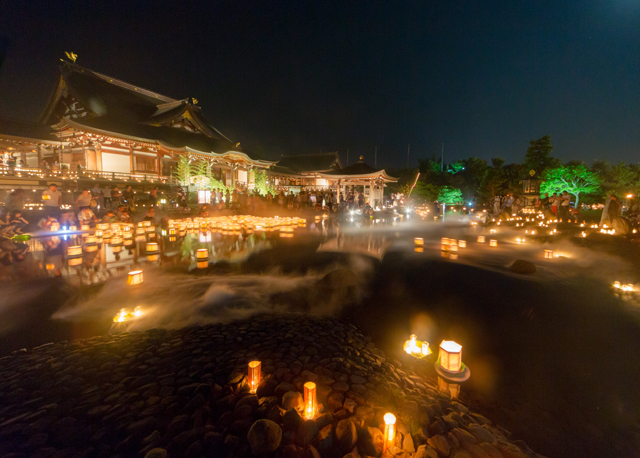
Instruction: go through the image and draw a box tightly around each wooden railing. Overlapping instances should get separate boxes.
[0,165,171,184]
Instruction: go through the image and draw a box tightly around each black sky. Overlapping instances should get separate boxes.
[0,1,639,167]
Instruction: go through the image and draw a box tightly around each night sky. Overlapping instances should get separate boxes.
[0,1,639,167]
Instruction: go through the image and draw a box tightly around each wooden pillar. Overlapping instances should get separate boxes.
[37,146,43,165]
[129,145,134,174]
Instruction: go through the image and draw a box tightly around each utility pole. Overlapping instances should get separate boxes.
[407,144,410,168]
[441,142,444,172]
[375,146,377,167]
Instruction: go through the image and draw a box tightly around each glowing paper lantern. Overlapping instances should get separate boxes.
[50,222,61,231]
[147,254,159,262]
[85,245,98,253]
[67,246,82,257]
[383,413,396,453]
[439,340,462,373]
[544,250,553,259]
[136,227,146,235]
[196,248,209,259]
[458,240,466,248]
[477,236,485,243]
[146,242,159,253]
[81,224,90,231]
[414,237,424,246]
[303,382,317,419]
[97,223,109,230]
[489,239,498,247]
[248,361,261,393]
[68,257,82,266]
[111,236,123,245]
[196,261,208,269]
[127,271,143,285]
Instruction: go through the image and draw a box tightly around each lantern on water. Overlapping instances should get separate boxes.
[69,225,77,231]
[477,236,485,243]
[169,228,176,235]
[146,242,159,253]
[414,237,424,246]
[81,224,90,231]
[196,248,209,259]
[127,271,143,285]
[68,257,82,266]
[303,382,317,419]
[84,235,97,245]
[50,222,61,231]
[67,246,82,257]
[136,227,146,235]
[439,340,462,373]
[95,230,103,238]
[111,236,123,245]
[441,237,450,245]
[458,240,466,248]
[147,254,159,262]
[489,239,498,247]
[544,250,553,259]
[450,243,458,252]
[97,223,109,230]
[112,246,122,253]
[383,413,396,453]
[248,361,261,393]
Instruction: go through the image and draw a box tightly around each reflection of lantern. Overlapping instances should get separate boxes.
[414,237,424,246]
[196,248,209,259]
[67,246,82,257]
[85,235,97,245]
[437,376,460,399]
[303,382,316,419]
[170,236,176,242]
[169,228,176,235]
[383,413,396,453]
[477,236,485,243]
[450,243,458,252]
[248,361,261,393]
[439,340,462,373]
[50,222,61,231]
[147,254,159,262]
[441,237,450,245]
[45,263,55,270]
[112,246,122,253]
[85,245,98,253]
[414,247,424,253]
[146,242,159,253]
[127,271,143,285]
[81,225,90,231]
[458,240,466,248]
[489,239,497,247]
[544,250,553,259]
[68,257,82,266]
[196,261,208,269]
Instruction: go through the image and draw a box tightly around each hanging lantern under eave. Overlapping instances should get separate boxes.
[383,412,396,453]
[127,270,143,285]
[248,360,261,393]
[303,381,317,419]
[544,249,553,259]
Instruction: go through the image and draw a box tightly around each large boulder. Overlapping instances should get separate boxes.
[318,269,357,290]
[247,419,282,455]
[510,260,536,275]
[334,419,357,452]
[612,217,632,235]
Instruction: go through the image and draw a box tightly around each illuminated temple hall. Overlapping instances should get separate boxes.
[0,59,274,187]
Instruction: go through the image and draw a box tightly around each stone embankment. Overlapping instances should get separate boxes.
[0,315,545,458]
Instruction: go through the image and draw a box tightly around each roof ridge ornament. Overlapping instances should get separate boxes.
[64,52,78,63]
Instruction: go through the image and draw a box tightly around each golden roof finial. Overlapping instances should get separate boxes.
[64,52,78,62]
[192,98,199,105]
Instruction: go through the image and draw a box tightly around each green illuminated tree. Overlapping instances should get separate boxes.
[253,169,277,196]
[437,186,463,204]
[173,156,191,186]
[447,161,466,174]
[540,164,601,207]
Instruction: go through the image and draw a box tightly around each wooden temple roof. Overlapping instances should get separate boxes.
[275,152,341,173]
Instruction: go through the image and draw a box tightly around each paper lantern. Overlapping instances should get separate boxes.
[123,225,132,232]
[248,361,261,393]
[81,224,90,231]
[45,263,55,270]
[196,248,209,259]
[112,246,122,253]
[68,257,82,266]
[84,235,97,245]
[489,239,498,247]
[477,236,485,243]
[146,226,155,233]
[143,220,151,227]
[383,413,396,453]
[95,230,103,238]
[169,228,176,235]
[127,271,143,285]
[303,382,317,419]
[146,242,159,253]
[97,223,109,230]
[69,225,77,231]
[544,250,553,259]
[439,340,462,373]
[50,222,61,231]
[414,237,424,246]
[67,246,82,257]
[458,240,466,248]
[196,261,209,269]
[111,236,123,245]
[450,243,458,252]
[136,227,146,235]
[441,237,450,245]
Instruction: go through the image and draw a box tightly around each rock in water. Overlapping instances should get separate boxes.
[248,419,282,455]
[510,260,536,275]
[334,419,357,451]
[612,217,632,235]
[318,269,357,289]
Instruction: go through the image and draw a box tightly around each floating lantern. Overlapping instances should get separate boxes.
[248,361,261,393]
[85,245,98,253]
[303,382,317,419]
[84,235,97,245]
[68,257,82,266]
[196,248,209,259]
[111,236,123,245]
[489,239,497,247]
[477,236,485,243]
[169,228,176,235]
[50,222,61,231]
[383,413,396,453]
[458,240,466,248]
[45,263,55,270]
[81,224,90,231]
[450,243,458,252]
[136,227,146,235]
[414,237,424,246]
[146,242,159,253]
[97,223,109,230]
[69,225,77,231]
[95,230,103,238]
[441,237,450,245]
[67,246,82,257]
[146,226,155,233]
[434,340,469,382]
[113,306,143,323]
[544,250,553,259]
[127,270,143,285]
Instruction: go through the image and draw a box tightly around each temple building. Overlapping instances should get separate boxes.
[0,59,273,188]
[269,153,396,207]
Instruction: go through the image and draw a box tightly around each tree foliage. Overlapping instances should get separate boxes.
[540,164,601,207]
[173,156,191,186]
[253,169,277,196]
[437,186,463,204]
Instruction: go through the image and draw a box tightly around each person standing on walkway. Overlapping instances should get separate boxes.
[75,189,92,211]
[42,184,62,217]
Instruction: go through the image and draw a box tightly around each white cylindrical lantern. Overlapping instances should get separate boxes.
[303,382,317,419]
[248,361,261,393]
[383,413,396,453]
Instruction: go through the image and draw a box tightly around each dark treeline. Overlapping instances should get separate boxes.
[386,135,640,206]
